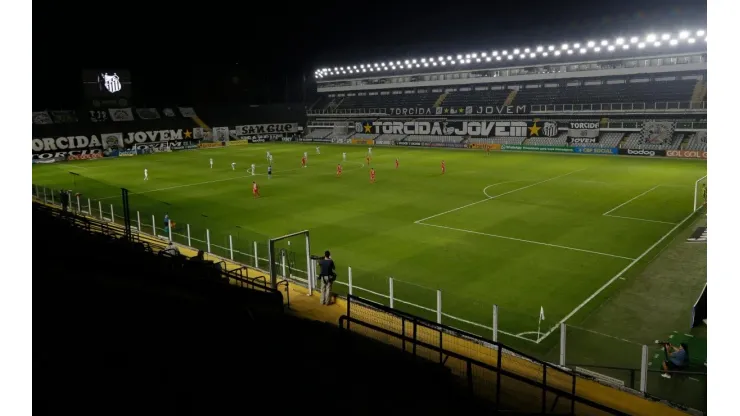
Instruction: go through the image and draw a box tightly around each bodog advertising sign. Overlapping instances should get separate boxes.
[470,143,502,151]
[666,150,707,159]
[351,138,375,145]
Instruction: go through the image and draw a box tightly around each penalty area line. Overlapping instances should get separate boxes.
[413,168,587,224]
[536,207,702,343]
[416,222,635,261]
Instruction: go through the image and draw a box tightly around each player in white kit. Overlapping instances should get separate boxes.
[231,162,236,171]
[209,158,213,168]
[144,169,148,180]
[266,151,271,161]
[368,147,373,156]
[342,152,347,161]
[251,163,256,175]
[316,146,320,154]
[304,151,308,160]
[268,154,273,164]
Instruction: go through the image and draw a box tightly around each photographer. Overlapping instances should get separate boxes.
[318,250,336,305]
[661,342,689,379]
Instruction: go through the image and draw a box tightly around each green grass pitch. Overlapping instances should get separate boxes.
[32,143,707,351]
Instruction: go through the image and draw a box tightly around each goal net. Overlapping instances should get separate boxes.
[693,175,707,212]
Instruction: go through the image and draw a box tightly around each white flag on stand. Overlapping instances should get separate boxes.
[540,306,545,321]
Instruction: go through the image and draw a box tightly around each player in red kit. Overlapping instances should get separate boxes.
[252,181,260,198]
[370,168,376,183]
[301,156,306,168]
[395,158,399,169]
[441,160,446,174]
[336,164,342,177]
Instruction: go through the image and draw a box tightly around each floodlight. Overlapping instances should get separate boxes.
[594,46,601,52]
[447,56,453,60]
[369,68,374,71]
[622,44,630,50]
[607,45,615,51]
[406,65,411,68]
[513,48,520,54]
[661,33,670,40]
[529,52,535,58]
[465,54,471,59]
[415,64,420,67]
[481,52,487,57]
[466,59,471,63]
[361,64,365,68]
[548,45,555,51]
[679,31,689,39]
[404,60,409,64]
[438,56,443,61]
[638,42,646,48]
[580,48,587,54]
[669,39,678,46]
[696,30,705,36]
[688,38,696,44]
[432,62,437,66]
[630,36,638,43]
[456,54,462,59]
[423,63,428,67]
[573,43,580,48]
[646,34,656,42]
[412,59,417,63]
[476,58,481,62]
[502,50,508,55]
[507,55,513,60]
[441,61,446,65]
[616,37,624,45]
[536,46,543,52]
[524,48,530,53]
[653,41,661,47]
[421,58,426,62]
[492,51,498,56]
[362,68,366,72]
[496,56,501,61]
[542,52,548,57]
[472,53,477,58]
[600,40,608,46]
[566,49,573,55]
[334,67,338,70]
[561,43,568,49]
[520,54,525,58]
[587,41,595,47]
[554,50,561,56]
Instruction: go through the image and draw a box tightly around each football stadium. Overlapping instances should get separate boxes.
[32,20,708,416]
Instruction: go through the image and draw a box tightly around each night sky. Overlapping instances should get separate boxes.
[33,0,705,108]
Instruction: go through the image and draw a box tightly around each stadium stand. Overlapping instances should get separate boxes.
[442,88,513,107]
[34,203,492,414]
[377,133,408,142]
[685,132,707,151]
[306,128,332,138]
[349,133,379,140]
[526,132,569,146]
[620,132,684,150]
[321,77,701,110]
[336,91,440,110]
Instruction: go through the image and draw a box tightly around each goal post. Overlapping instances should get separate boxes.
[268,230,311,290]
[693,175,707,212]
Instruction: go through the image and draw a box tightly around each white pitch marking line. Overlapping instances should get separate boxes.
[603,214,677,225]
[536,206,701,343]
[602,185,660,216]
[414,168,587,224]
[417,222,635,261]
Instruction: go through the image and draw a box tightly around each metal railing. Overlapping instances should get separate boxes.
[306,101,707,115]
[341,295,627,415]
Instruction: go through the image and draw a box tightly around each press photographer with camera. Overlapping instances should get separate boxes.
[318,250,336,305]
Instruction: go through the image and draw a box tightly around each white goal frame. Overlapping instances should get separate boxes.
[693,175,707,212]
[267,230,311,290]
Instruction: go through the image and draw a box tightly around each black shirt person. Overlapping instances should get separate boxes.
[318,250,336,305]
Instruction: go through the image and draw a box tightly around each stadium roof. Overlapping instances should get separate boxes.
[314,29,706,80]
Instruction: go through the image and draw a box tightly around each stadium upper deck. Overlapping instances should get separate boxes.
[309,29,707,115]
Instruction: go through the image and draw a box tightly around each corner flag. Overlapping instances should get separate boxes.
[540,306,545,321]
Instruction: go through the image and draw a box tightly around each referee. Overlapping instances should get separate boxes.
[318,250,336,305]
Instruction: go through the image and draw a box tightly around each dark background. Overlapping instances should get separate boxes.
[33,0,706,108]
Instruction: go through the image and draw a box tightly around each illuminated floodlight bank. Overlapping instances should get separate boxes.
[313,28,707,78]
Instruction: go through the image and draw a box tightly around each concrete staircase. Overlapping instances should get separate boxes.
[691,79,707,103]
[504,89,518,106]
[434,92,449,107]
